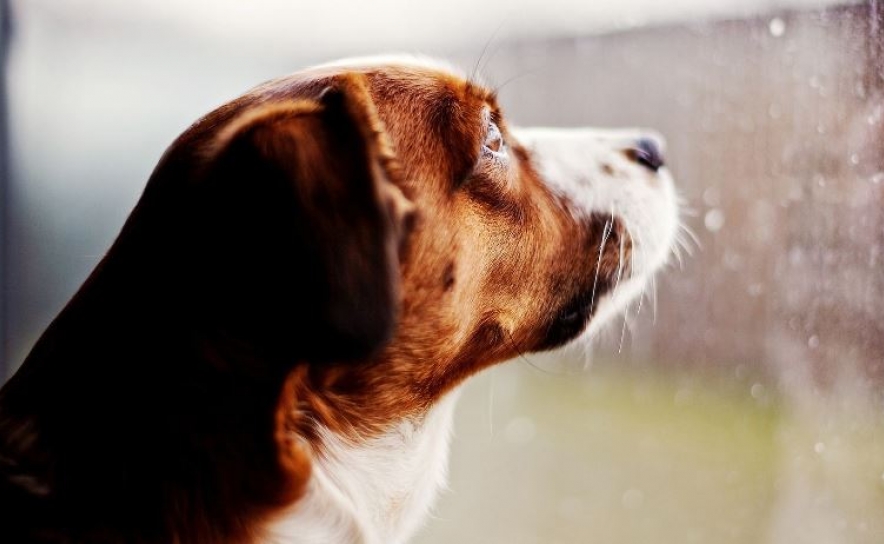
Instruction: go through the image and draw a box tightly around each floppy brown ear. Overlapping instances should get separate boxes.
[187,75,413,364]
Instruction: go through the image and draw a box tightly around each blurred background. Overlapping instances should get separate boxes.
[2,1,883,542]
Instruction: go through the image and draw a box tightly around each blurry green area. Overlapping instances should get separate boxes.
[416,359,884,544]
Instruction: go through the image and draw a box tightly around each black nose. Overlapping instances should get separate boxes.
[632,138,665,172]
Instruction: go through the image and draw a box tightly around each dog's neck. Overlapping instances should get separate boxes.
[264,390,460,544]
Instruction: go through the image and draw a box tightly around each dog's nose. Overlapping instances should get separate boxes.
[630,137,665,172]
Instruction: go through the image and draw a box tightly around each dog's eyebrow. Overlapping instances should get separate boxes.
[463,79,498,104]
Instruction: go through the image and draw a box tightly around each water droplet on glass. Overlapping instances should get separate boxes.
[814,441,825,454]
[723,250,743,270]
[870,173,884,184]
[850,153,860,165]
[769,17,786,37]
[808,335,820,349]
[704,209,725,232]
[750,383,765,399]
[855,82,867,99]
[869,105,884,126]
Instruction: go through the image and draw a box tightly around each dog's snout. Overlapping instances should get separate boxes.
[630,137,665,172]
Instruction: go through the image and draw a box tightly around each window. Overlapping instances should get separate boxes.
[3,2,879,542]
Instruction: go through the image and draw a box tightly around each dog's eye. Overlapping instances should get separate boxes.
[482,120,506,158]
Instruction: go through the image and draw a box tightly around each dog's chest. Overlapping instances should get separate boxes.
[264,392,460,544]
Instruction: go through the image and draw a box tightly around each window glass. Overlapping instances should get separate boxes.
[4,2,879,542]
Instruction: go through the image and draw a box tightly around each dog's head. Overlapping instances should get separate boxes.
[0,55,680,544]
[152,55,678,432]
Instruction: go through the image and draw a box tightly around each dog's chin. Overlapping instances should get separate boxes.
[535,311,593,352]
[533,275,627,353]
[530,267,657,364]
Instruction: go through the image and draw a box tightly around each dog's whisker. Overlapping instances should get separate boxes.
[505,328,561,376]
[677,197,698,214]
[675,232,695,258]
[618,301,632,354]
[671,241,685,269]
[613,206,626,294]
[651,273,659,325]
[589,218,614,317]
[492,68,542,94]
[470,21,507,84]
[681,223,702,250]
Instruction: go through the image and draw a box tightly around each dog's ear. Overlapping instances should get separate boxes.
[188,75,414,364]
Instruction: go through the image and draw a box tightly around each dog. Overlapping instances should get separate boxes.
[0,55,679,544]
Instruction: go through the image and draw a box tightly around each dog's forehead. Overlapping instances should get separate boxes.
[310,54,468,80]
[304,54,496,106]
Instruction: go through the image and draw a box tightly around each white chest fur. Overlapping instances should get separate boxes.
[263,391,460,544]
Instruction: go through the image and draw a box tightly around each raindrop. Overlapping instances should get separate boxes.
[769,17,786,37]
[808,335,820,349]
[855,82,866,99]
[704,209,725,232]
[723,250,743,270]
[850,153,860,165]
[750,383,765,399]
[814,442,825,454]
[870,173,884,184]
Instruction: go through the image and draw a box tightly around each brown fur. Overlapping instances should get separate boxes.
[0,64,629,543]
